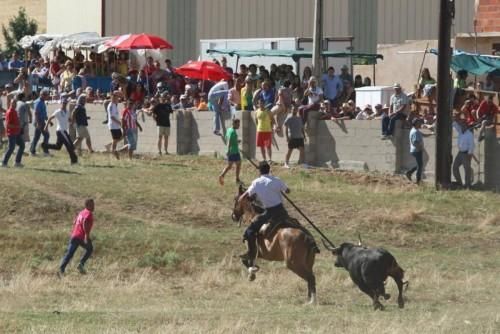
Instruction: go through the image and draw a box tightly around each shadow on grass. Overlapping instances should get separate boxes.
[158,163,192,168]
[30,168,81,175]
[84,164,116,169]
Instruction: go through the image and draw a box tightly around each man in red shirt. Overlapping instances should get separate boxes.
[59,199,95,276]
[476,95,499,141]
[460,99,477,126]
[1,99,25,167]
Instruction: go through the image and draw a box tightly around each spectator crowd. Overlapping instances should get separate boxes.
[0,48,499,180]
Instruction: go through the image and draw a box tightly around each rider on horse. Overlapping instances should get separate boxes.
[237,160,290,268]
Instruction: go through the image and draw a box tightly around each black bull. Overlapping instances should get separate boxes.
[323,240,408,310]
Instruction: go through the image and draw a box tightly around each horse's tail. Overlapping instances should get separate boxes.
[306,233,320,254]
[287,217,320,254]
[300,224,320,255]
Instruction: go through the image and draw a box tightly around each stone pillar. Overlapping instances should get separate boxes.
[176,109,193,155]
[305,111,320,166]
[393,120,405,173]
[483,128,499,190]
[240,111,255,159]
[240,111,250,158]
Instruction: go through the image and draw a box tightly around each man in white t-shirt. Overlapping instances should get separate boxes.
[208,80,229,136]
[107,91,122,159]
[237,161,290,269]
[43,94,78,164]
[382,83,410,139]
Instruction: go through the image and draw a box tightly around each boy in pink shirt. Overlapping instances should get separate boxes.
[59,199,95,276]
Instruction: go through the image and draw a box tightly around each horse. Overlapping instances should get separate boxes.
[231,184,320,304]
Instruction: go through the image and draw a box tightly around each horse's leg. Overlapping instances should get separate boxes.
[307,272,317,305]
[287,264,317,305]
[247,238,263,282]
[305,248,317,305]
[285,253,317,305]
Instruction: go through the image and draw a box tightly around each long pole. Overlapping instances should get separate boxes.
[372,63,376,85]
[145,51,150,97]
[312,0,323,78]
[242,153,336,248]
[435,0,454,189]
[416,43,430,92]
[235,55,240,73]
[474,19,478,86]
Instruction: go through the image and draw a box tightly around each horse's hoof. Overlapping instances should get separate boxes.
[249,266,259,273]
[398,298,405,308]
[247,267,258,281]
[374,303,385,311]
[306,297,317,305]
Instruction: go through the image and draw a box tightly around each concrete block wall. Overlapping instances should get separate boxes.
[398,125,487,183]
[43,103,178,155]
[312,116,398,172]
[239,111,292,163]
[185,109,297,163]
[8,100,498,189]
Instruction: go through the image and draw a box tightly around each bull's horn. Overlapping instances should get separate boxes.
[321,238,337,252]
[358,233,363,246]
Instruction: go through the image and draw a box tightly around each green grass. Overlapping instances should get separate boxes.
[0,151,499,333]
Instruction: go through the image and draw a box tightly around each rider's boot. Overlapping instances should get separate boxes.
[247,236,258,268]
[240,235,258,269]
[245,236,259,281]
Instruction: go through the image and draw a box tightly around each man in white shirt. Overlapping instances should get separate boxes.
[452,118,475,189]
[43,94,78,164]
[355,105,374,120]
[208,80,229,136]
[382,83,410,139]
[107,91,122,159]
[237,161,290,268]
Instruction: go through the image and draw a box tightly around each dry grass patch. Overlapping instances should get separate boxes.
[1,153,500,333]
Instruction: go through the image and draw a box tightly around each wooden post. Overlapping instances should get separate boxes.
[312,0,323,78]
[435,0,454,189]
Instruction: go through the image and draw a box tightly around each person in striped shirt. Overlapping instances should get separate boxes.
[119,99,143,159]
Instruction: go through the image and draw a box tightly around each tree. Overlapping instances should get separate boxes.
[1,7,38,56]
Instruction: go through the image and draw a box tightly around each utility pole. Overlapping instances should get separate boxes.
[435,0,455,189]
[312,0,323,78]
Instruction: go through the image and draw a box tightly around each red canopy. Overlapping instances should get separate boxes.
[175,60,231,81]
[106,33,174,50]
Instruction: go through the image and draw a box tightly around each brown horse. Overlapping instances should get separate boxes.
[231,185,319,304]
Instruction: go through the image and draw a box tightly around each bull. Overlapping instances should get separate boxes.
[323,237,407,310]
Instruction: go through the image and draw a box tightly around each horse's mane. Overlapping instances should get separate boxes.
[250,201,265,214]
[239,185,265,215]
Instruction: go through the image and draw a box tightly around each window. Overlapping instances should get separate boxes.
[492,43,500,56]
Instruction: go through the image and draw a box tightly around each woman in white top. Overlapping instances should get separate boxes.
[299,76,323,126]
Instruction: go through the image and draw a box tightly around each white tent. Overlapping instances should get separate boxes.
[19,34,62,49]
[20,32,111,58]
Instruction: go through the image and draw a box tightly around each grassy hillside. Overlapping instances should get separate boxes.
[0,152,499,333]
